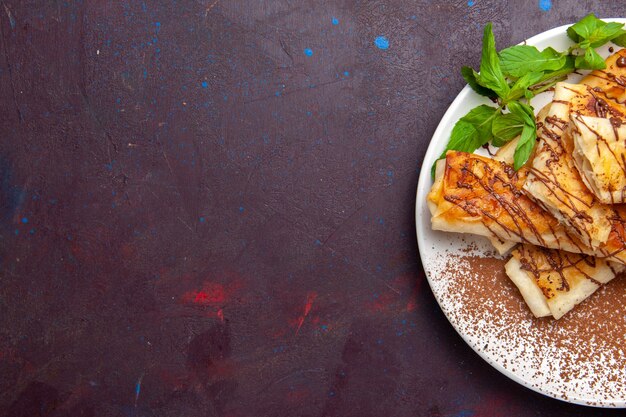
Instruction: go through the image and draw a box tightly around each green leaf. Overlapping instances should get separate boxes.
[477,23,510,98]
[506,71,544,102]
[513,123,537,170]
[613,33,626,47]
[538,55,576,81]
[447,105,499,150]
[524,89,534,100]
[431,105,500,176]
[591,22,626,47]
[499,46,567,77]
[575,47,606,70]
[567,14,626,48]
[461,66,497,98]
[508,101,535,126]
[567,25,582,43]
[528,55,575,93]
[492,113,524,146]
[568,14,602,42]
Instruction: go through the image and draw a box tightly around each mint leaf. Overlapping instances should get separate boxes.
[508,101,535,126]
[575,47,606,70]
[492,113,524,147]
[567,14,626,47]
[431,105,500,177]
[590,22,626,47]
[506,71,544,102]
[461,66,497,98]
[499,46,566,77]
[514,123,537,170]
[447,105,499,151]
[477,23,510,98]
[567,14,602,42]
[491,100,535,148]
[613,33,626,47]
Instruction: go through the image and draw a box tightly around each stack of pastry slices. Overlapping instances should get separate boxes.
[428,49,626,319]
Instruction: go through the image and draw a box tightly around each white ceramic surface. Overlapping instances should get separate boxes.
[415,19,626,407]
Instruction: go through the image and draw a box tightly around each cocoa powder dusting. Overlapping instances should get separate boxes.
[429,253,626,405]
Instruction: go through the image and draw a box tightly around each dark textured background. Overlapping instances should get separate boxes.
[2,1,626,416]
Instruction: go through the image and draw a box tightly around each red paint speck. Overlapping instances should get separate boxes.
[217,308,224,322]
[295,292,317,335]
[183,282,227,305]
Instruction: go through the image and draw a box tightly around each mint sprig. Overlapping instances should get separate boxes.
[432,14,626,178]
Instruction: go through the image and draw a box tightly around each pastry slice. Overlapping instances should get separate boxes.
[428,150,626,264]
[570,114,626,203]
[505,244,618,319]
[428,151,592,255]
[523,82,614,248]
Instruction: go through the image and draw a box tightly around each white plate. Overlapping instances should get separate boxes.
[416,19,626,407]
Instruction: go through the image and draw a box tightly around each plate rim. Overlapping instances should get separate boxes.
[415,18,626,408]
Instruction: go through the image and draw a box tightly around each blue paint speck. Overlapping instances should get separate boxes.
[135,381,141,395]
[304,48,313,56]
[201,81,208,88]
[306,111,312,116]
[320,324,328,330]
[343,71,350,76]
[199,217,205,223]
[315,239,322,246]
[538,0,551,11]
[467,0,475,6]
[239,206,244,213]
[332,17,339,25]
[275,91,281,97]
[374,36,389,50]
[29,228,35,235]
[455,410,475,417]
[14,229,19,236]
[21,217,28,224]
[410,15,417,20]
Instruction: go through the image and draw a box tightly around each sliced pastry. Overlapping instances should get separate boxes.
[505,244,619,319]
[428,151,592,255]
[570,114,626,203]
[523,82,614,249]
[428,150,626,265]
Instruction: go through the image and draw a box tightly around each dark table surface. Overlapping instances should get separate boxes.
[2,1,626,416]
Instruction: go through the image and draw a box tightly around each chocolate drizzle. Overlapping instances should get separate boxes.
[516,245,606,297]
